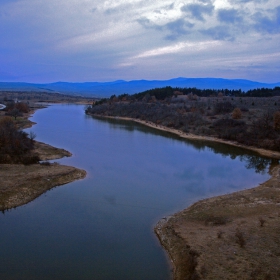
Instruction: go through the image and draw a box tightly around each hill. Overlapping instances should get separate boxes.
[1,78,279,97]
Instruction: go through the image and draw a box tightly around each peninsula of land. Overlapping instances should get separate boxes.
[0,141,86,211]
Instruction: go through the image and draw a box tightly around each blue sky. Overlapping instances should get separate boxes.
[0,0,279,83]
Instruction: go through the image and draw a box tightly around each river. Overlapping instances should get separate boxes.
[0,104,272,280]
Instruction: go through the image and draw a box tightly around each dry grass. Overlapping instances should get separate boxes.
[155,165,280,280]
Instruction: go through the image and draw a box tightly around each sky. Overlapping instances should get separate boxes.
[0,0,279,83]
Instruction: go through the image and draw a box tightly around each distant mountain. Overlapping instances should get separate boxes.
[0,78,279,97]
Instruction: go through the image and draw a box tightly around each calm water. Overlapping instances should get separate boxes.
[0,104,273,280]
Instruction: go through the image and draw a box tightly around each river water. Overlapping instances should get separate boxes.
[0,104,273,280]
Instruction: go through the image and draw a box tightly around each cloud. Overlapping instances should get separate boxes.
[253,6,280,34]
[181,2,214,21]
[229,0,269,3]
[217,8,243,24]
[138,17,194,40]
[0,0,279,83]
[164,19,194,40]
[131,40,221,59]
[200,25,234,40]
[132,42,188,59]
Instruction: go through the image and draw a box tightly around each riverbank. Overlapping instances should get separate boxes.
[0,106,86,211]
[89,114,280,159]
[89,113,280,279]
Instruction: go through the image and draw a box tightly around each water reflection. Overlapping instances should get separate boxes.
[92,116,277,174]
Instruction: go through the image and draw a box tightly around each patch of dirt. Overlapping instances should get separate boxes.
[155,165,280,280]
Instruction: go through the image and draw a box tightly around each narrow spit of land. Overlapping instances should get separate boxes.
[0,99,87,211]
[88,113,280,280]
[0,141,86,211]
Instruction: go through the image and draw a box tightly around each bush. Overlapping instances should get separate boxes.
[232,108,242,119]
[15,102,29,113]
[0,117,37,163]
[213,118,246,140]
[20,154,40,165]
[273,111,280,130]
[40,161,51,166]
[235,229,246,247]
[213,101,234,114]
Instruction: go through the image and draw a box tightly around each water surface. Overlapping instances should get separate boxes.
[0,104,273,280]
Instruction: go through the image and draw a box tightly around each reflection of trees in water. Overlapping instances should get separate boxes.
[92,116,279,174]
[189,140,278,174]
[241,156,272,174]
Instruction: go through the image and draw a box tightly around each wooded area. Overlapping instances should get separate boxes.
[87,87,280,152]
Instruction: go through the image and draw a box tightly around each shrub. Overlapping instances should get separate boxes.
[213,118,246,140]
[217,231,224,238]
[235,229,246,247]
[0,117,37,163]
[273,111,280,130]
[15,102,29,113]
[204,216,230,226]
[259,217,265,227]
[20,154,40,165]
[40,161,51,166]
[214,101,234,114]
[232,108,242,119]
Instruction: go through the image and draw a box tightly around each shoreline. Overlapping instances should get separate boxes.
[89,113,280,279]
[89,114,280,159]
[0,106,87,211]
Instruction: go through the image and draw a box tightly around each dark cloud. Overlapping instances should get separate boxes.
[137,17,158,30]
[200,26,234,41]
[217,9,243,24]
[104,7,120,15]
[181,3,214,21]
[253,6,280,34]
[137,17,194,41]
[164,19,194,40]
